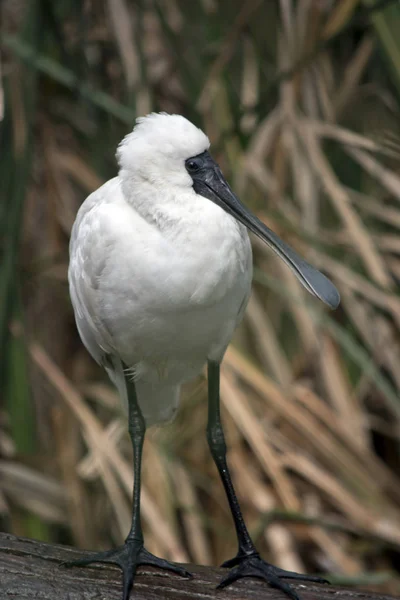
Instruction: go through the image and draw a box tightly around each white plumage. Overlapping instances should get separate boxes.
[67,113,339,600]
[69,113,252,425]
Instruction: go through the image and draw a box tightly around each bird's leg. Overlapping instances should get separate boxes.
[63,368,191,600]
[125,372,146,546]
[207,361,328,600]
[207,360,256,558]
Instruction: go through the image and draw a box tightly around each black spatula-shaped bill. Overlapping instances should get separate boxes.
[187,151,340,310]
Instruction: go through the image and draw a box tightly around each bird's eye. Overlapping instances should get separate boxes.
[185,158,201,173]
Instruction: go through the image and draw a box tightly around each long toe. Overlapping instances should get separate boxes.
[139,548,192,579]
[62,543,142,600]
[122,565,135,600]
[62,541,191,600]
[61,546,125,568]
[271,566,330,584]
[217,555,327,600]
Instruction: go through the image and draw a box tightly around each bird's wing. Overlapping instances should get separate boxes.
[68,179,120,367]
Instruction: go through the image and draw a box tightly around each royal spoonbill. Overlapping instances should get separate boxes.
[67,113,339,600]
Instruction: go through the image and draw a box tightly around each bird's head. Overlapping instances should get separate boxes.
[117,113,340,310]
[117,112,210,190]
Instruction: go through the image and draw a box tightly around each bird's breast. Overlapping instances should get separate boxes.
[79,184,253,376]
[165,198,252,308]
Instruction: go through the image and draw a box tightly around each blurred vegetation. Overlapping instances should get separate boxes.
[2,0,400,594]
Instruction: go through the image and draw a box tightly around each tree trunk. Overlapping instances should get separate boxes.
[0,532,398,600]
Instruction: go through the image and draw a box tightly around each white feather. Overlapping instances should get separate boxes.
[68,113,252,426]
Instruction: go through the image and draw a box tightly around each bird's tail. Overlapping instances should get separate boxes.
[106,357,180,426]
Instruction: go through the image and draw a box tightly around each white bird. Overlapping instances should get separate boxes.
[66,113,339,600]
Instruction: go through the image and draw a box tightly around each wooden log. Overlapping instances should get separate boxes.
[0,532,398,600]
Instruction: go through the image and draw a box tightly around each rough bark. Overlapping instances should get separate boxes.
[0,532,398,600]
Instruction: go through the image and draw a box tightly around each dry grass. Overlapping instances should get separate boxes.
[1,0,400,594]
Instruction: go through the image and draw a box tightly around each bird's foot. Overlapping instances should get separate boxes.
[219,551,329,600]
[62,539,192,600]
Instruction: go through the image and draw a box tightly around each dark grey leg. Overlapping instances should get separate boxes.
[125,372,145,545]
[63,366,191,600]
[207,360,256,558]
[207,360,328,600]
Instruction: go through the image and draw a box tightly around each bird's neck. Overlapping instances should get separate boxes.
[120,172,251,306]
[120,174,249,273]
[121,175,201,237]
